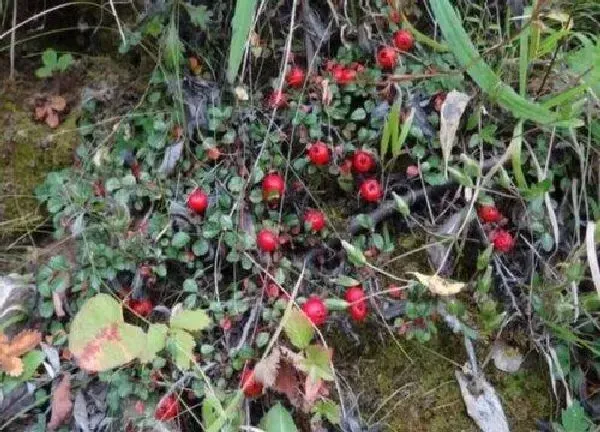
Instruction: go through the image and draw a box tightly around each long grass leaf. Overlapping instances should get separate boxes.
[393,108,414,158]
[380,114,391,156]
[519,25,529,97]
[227,0,258,84]
[510,121,528,189]
[429,0,565,125]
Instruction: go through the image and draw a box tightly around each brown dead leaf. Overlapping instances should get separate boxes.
[52,292,66,318]
[5,330,42,357]
[254,347,281,388]
[1,356,24,377]
[303,376,325,411]
[35,105,49,120]
[48,373,73,430]
[49,95,66,112]
[273,361,303,408]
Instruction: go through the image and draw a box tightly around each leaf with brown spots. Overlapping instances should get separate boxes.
[48,373,73,430]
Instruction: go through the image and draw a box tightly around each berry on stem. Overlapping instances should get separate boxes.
[307,141,330,165]
[352,150,375,173]
[262,173,285,202]
[304,209,326,233]
[129,298,154,317]
[187,189,209,214]
[359,179,383,202]
[286,67,305,88]
[490,230,514,252]
[257,229,278,253]
[241,368,263,398]
[154,393,179,421]
[267,90,287,108]
[478,205,502,223]
[302,296,328,326]
[376,46,397,69]
[393,29,414,51]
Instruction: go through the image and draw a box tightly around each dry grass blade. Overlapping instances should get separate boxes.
[586,222,600,297]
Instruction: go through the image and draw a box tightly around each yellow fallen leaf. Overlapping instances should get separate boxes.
[409,272,465,296]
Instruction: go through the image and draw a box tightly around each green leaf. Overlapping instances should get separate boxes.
[169,328,196,370]
[429,0,567,126]
[35,67,53,78]
[300,345,334,382]
[341,240,367,267]
[561,401,590,432]
[192,239,210,256]
[170,309,211,331]
[163,18,184,71]
[140,323,168,363]
[351,108,366,121]
[227,0,258,83]
[331,275,360,287]
[69,294,145,372]
[260,403,298,432]
[392,108,414,157]
[392,192,410,216]
[184,3,211,29]
[283,309,315,349]
[56,53,73,72]
[312,400,341,425]
[183,279,198,293]
[172,232,191,248]
[42,49,58,67]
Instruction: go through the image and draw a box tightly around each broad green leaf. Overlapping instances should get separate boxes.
[429,0,568,125]
[57,53,73,72]
[169,328,195,370]
[2,350,45,394]
[202,395,222,430]
[351,108,366,121]
[226,0,258,83]
[300,345,334,382]
[170,309,211,331]
[341,240,367,267]
[260,403,298,432]
[42,49,58,67]
[35,67,52,78]
[183,279,198,293]
[283,309,315,349]
[140,323,168,363]
[172,231,191,248]
[330,275,360,287]
[69,294,145,371]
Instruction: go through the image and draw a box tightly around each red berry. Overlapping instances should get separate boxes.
[220,317,232,331]
[349,302,368,322]
[286,67,305,88]
[389,10,401,24]
[262,172,285,202]
[352,150,375,173]
[345,286,366,303]
[340,158,353,176]
[267,90,287,108]
[135,400,145,415]
[304,209,326,232]
[359,179,383,202]
[257,229,278,252]
[154,393,179,421]
[490,230,515,252]
[393,29,414,51]
[478,205,502,223]
[187,189,209,214]
[406,165,419,178]
[333,67,356,85]
[376,46,397,69]
[307,141,330,165]
[302,296,328,326]
[266,283,280,299]
[241,368,263,398]
[129,298,154,317]
[433,92,447,112]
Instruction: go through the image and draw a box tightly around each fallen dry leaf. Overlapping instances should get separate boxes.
[48,373,73,430]
[409,272,465,296]
[0,329,42,376]
[254,347,281,388]
[49,95,66,112]
[45,110,60,128]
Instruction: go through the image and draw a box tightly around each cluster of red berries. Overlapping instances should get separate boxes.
[301,285,368,328]
[154,393,179,421]
[376,29,415,70]
[477,205,514,253]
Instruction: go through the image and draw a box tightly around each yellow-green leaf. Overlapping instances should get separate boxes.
[170,309,211,332]
[283,309,315,349]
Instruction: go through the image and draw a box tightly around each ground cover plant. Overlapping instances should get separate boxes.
[1,0,600,431]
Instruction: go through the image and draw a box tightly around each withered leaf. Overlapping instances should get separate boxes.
[254,347,281,388]
[45,110,60,128]
[49,95,67,112]
[48,373,73,430]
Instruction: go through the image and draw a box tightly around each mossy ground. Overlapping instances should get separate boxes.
[332,327,553,431]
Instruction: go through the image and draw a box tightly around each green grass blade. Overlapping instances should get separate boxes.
[392,108,414,158]
[227,0,258,84]
[380,114,391,156]
[429,0,564,125]
[519,25,529,97]
[510,121,528,189]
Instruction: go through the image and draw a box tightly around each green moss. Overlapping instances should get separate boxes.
[0,96,77,235]
[332,327,553,431]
